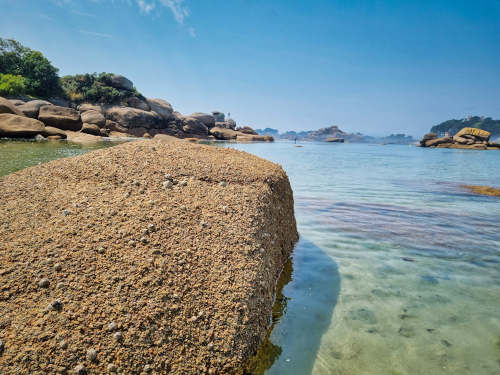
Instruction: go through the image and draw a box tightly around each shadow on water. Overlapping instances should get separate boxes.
[244,238,340,375]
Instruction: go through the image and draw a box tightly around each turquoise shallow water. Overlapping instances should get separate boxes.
[227,142,500,375]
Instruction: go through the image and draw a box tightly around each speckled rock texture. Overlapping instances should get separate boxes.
[0,138,298,374]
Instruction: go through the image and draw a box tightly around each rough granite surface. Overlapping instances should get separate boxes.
[0,138,298,374]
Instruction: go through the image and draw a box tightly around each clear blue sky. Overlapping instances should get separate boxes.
[1,0,500,136]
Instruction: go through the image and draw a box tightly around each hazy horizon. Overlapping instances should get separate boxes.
[1,0,500,137]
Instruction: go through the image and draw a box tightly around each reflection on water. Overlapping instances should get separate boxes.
[228,142,500,375]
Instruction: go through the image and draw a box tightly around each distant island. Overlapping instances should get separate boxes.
[256,125,415,144]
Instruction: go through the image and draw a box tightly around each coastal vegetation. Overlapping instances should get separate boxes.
[431,116,500,138]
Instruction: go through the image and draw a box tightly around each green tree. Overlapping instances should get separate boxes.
[0,38,62,98]
[0,73,26,96]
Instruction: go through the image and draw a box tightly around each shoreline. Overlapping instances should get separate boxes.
[0,137,298,374]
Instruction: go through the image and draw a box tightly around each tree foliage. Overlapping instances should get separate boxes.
[0,38,62,98]
[0,73,26,96]
[61,72,143,104]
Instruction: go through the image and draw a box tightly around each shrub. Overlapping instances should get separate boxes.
[0,73,26,96]
[61,72,143,104]
[0,38,62,98]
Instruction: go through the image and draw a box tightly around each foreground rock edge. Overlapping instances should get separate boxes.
[0,137,298,374]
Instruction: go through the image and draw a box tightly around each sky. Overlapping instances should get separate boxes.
[1,0,500,137]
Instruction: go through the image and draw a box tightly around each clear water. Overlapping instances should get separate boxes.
[226,142,500,375]
[2,140,500,374]
[0,139,118,176]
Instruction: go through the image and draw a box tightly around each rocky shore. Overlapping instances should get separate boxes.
[0,75,273,143]
[0,137,298,374]
[419,127,500,150]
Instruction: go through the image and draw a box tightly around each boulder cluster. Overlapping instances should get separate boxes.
[419,127,500,150]
[0,75,272,142]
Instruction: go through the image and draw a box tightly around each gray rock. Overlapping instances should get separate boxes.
[81,110,106,126]
[189,112,215,128]
[109,74,134,91]
[81,123,102,136]
[113,331,123,342]
[74,364,87,375]
[107,363,118,372]
[38,105,82,131]
[107,322,118,331]
[123,96,150,111]
[77,103,102,113]
[17,100,52,118]
[40,126,67,139]
[104,106,162,129]
[147,98,174,120]
[0,113,45,138]
[182,116,208,136]
[86,348,97,362]
[49,299,63,311]
[38,278,50,288]
[0,96,24,116]
[9,99,25,106]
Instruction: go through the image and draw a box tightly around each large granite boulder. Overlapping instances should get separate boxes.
[147,98,174,120]
[455,127,491,141]
[210,127,238,140]
[109,74,134,91]
[81,123,102,136]
[226,118,237,129]
[123,96,150,111]
[38,105,82,131]
[0,97,24,116]
[17,100,52,118]
[237,126,258,135]
[182,116,208,136]
[189,112,215,128]
[0,113,45,137]
[8,99,25,106]
[77,103,102,113]
[104,105,162,129]
[81,110,106,126]
[425,136,452,147]
[40,126,67,139]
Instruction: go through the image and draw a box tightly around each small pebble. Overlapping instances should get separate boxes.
[49,299,63,311]
[143,364,152,373]
[128,240,136,247]
[107,363,118,372]
[113,331,123,342]
[180,180,187,186]
[56,282,65,289]
[133,180,140,187]
[151,146,156,151]
[148,224,156,232]
[59,340,68,349]
[124,191,131,198]
[74,364,86,374]
[219,181,227,187]
[200,221,208,228]
[38,278,50,288]
[222,206,229,214]
[86,348,97,362]
[62,209,71,216]
[0,338,4,353]
[139,189,145,194]
[54,263,62,272]
[147,200,154,206]
[164,174,172,180]
[163,180,173,189]
[107,322,118,332]
[140,237,148,244]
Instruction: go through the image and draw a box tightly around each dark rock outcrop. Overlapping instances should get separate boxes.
[38,105,82,131]
[182,116,208,136]
[109,74,134,91]
[189,112,216,128]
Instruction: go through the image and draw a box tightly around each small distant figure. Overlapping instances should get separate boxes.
[294,137,297,144]
[227,112,231,118]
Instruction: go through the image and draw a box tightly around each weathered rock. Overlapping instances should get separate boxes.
[0,113,45,137]
[210,126,238,140]
[182,116,208,136]
[17,100,52,118]
[81,110,106,126]
[215,121,236,130]
[147,98,174,120]
[123,97,150,111]
[226,118,237,129]
[81,123,102,136]
[109,74,134,91]
[77,103,102,113]
[488,141,500,148]
[189,113,215,128]
[0,97,24,116]
[104,106,162,129]
[325,137,345,143]
[47,97,70,107]
[38,105,82,131]
[104,119,128,133]
[419,133,437,146]
[452,135,473,145]
[236,134,274,142]
[0,140,298,373]
[9,99,25,106]
[425,137,452,147]
[455,127,490,141]
[237,126,258,135]
[40,126,67,139]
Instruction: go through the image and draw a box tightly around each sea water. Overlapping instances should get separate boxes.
[2,140,499,375]
[227,142,500,375]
